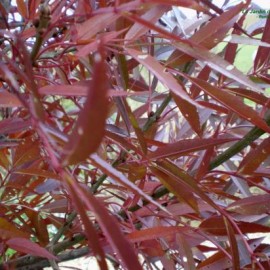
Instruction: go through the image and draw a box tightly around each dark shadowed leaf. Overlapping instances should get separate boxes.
[0,218,30,239]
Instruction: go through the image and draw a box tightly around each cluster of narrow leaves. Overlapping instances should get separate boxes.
[0,0,270,269]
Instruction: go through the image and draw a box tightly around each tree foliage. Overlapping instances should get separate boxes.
[0,0,270,269]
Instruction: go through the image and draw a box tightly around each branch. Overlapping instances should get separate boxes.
[2,234,86,269]
[11,247,89,270]
[30,2,51,63]
[209,112,270,169]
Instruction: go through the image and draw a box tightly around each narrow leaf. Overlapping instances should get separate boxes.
[223,217,240,270]
[238,137,270,174]
[168,2,246,67]
[62,172,143,270]
[66,179,109,270]
[227,194,270,215]
[200,216,270,235]
[0,218,30,239]
[172,93,202,136]
[126,48,198,106]
[150,165,199,212]
[125,5,168,41]
[77,13,120,40]
[149,138,236,160]
[0,91,23,107]
[7,238,57,260]
[62,46,109,165]
[16,0,28,18]
[90,153,170,214]
[188,77,270,133]
[173,41,264,94]
[128,226,188,243]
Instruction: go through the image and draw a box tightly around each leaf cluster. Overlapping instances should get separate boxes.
[0,0,270,269]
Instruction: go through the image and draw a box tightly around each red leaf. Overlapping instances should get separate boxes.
[0,91,23,107]
[173,42,264,95]
[77,13,120,40]
[0,118,30,134]
[128,226,188,242]
[227,194,270,215]
[66,177,109,270]
[62,45,109,165]
[200,216,270,235]
[197,249,232,270]
[168,2,246,67]
[39,84,88,96]
[188,77,270,133]
[0,218,30,239]
[150,165,199,212]
[13,138,41,168]
[148,138,236,160]
[125,5,169,41]
[77,29,127,57]
[172,93,202,136]
[16,0,28,18]
[238,137,270,174]
[14,168,61,180]
[126,48,198,107]
[7,238,57,260]
[90,154,169,213]
[40,199,68,213]
[62,171,143,270]
[226,87,269,107]
[254,17,270,70]
[223,217,240,270]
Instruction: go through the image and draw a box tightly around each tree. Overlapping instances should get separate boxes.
[0,0,270,269]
